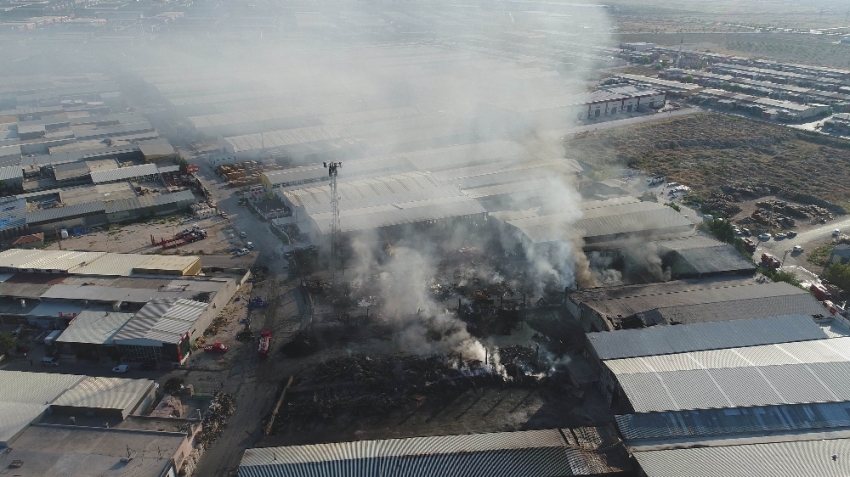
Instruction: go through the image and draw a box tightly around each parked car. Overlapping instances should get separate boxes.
[742,228,752,237]
[236,248,249,257]
[759,233,771,241]
[787,231,797,238]
[204,342,228,354]
[41,357,59,367]
[834,229,842,237]
[112,364,129,373]
[703,214,714,221]
[240,231,247,238]
[793,245,804,253]
[775,233,787,240]
[246,242,254,249]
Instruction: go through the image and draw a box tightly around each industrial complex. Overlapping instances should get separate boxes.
[4,1,850,477]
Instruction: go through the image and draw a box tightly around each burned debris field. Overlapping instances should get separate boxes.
[267,243,608,446]
[571,112,850,209]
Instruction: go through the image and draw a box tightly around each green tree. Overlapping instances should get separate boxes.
[176,157,189,174]
[683,74,695,83]
[699,218,736,244]
[0,332,17,354]
[824,263,850,292]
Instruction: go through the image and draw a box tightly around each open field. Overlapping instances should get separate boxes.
[570,112,850,210]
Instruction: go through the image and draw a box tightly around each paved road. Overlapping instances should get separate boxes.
[190,166,298,477]
[754,217,850,285]
[760,217,850,255]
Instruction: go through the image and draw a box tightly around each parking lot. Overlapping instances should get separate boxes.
[42,214,254,257]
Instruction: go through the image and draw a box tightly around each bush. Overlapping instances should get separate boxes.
[760,267,802,287]
[824,263,850,292]
[664,201,680,212]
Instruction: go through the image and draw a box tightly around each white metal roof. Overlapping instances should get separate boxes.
[55,311,135,345]
[0,249,107,272]
[606,337,850,375]
[0,371,85,405]
[284,172,440,208]
[90,163,159,184]
[113,298,208,344]
[0,401,47,446]
[16,250,107,272]
[617,360,850,413]
[224,125,348,153]
[51,376,153,414]
[633,435,850,477]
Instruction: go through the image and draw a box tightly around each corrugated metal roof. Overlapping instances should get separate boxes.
[264,156,411,186]
[0,165,22,181]
[113,298,208,344]
[26,201,106,224]
[51,376,153,413]
[632,436,850,477]
[586,282,807,320]
[616,360,850,413]
[104,189,194,214]
[72,253,155,276]
[7,250,107,272]
[606,337,850,375]
[506,200,690,244]
[588,315,829,360]
[133,254,200,274]
[0,144,21,159]
[639,293,828,325]
[0,196,27,231]
[239,429,628,477]
[90,163,159,184]
[617,401,850,444]
[0,401,47,446]
[53,161,90,181]
[225,125,348,153]
[55,311,134,345]
[666,243,756,275]
[0,371,84,405]
[310,194,485,235]
[284,172,440,208]
[403,141,526,172]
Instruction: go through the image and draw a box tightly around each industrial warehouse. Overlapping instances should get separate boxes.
[0,249,241,366]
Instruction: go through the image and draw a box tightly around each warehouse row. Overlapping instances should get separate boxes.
[569,270,850,476]
[0,250,241,367]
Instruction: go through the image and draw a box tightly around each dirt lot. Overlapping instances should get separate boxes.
[43,214,250,256]
[570,112,850,211]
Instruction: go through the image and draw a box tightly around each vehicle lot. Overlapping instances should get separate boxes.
[42,214,252,257]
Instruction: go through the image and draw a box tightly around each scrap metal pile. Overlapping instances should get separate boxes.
[274,350,559,434]
[198,391,236,449]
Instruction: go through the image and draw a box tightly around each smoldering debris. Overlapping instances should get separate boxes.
[198,391,236,450]
[273,349,579,435]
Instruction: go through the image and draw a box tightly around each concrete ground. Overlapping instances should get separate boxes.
[42,214,246,257]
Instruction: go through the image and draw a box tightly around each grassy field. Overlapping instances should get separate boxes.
[568,112,850,208]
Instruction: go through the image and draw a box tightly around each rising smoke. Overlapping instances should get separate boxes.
[0,0,615,363]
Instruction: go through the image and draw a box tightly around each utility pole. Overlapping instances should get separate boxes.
[324,162,342,285]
